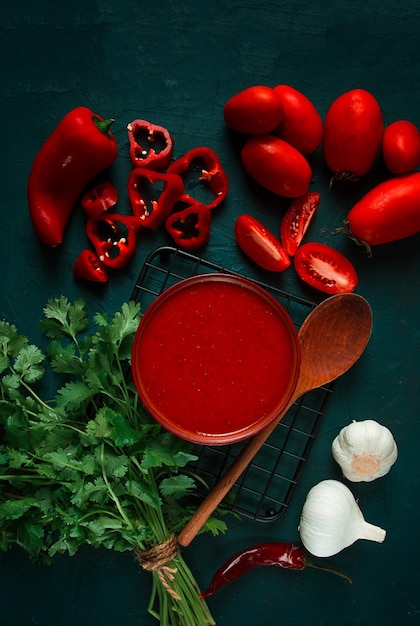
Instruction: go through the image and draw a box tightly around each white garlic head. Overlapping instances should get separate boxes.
[298,479,386,557]
[332,419,398,482]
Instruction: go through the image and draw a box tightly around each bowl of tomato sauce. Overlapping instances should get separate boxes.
[131,274,301,445]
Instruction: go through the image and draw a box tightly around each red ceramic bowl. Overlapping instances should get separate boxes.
[131,274,300,445]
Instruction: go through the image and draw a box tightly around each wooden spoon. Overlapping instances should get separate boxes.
[177,292,373,547]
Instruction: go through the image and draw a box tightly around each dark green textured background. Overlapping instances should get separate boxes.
[1,2,419,625]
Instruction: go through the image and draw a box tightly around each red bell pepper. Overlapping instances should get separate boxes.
[27,106,118,246]
[81,181,118,217]
[127,167,184,229]
[165,202,211,251]
[73,249,108,283]
[86,213,141,269]
[126,119,174,170]
[167,146,229,210]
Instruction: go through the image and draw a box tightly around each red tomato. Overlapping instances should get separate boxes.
[234,214,291,272]
[381,120,420,175]
[345,172,420,250]
[294,242,358,294]
[280,192,321,256]
[241,135,312,198]
[273,85,323,154]
[224,86,284,134]
[323,88,383,180]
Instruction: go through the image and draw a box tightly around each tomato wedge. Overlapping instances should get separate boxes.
[280,192,321,256]
[234,214,291,272]
[294,242,358,294]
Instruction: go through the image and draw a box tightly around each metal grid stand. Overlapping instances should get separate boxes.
[130,246,333,522]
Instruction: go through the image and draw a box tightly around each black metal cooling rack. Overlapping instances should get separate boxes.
[130,246,334,522]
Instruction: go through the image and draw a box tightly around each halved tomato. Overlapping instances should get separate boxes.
[294,242,358,294]
[234,214,291,272]
[280,192,321,256]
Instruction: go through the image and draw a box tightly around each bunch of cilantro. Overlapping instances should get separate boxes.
[0,297,227,626]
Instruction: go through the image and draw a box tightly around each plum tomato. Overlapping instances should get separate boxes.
[344,171,420,251]
[323,88,383,181]
[224,86,284,135]
[273,85,323,154]
[241,134,312,198]
[234,214,291,272]
[381,120,420,175]
[280,191,321,256]
[294,242,358,294]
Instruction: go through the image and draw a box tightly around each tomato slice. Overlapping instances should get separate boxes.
[294,242,358,294]
[234,214,291,272]
[280,192,321,256]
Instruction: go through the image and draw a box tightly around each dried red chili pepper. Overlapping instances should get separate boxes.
[127,119,174,170]
[81,181,118,217]
[73,249,108,283]
[167,146,229,210]
[86,213,141,269]
[127,167,184,229]
[200,542,352,598]
[165,202,211,251]
[27,106,118,246]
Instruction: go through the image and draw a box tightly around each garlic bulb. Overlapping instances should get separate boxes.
[298,479,386,557]
[332,419,398,482]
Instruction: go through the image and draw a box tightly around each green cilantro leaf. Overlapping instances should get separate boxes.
[159,475,196,499]
[39,297,88,340]
[46,340,84,375]
[0,320,28,358]
[56,380,99,409]
[13,345,45,383]
[0,498,37,520]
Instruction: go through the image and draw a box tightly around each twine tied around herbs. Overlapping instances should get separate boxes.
[135,534,181,601]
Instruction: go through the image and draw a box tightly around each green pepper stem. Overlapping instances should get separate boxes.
[93,115,115,139]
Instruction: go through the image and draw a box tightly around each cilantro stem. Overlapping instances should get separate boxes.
[99,443,133,530]
[0,474,53,483]
[19,377,63,416]
[77,508,122,524]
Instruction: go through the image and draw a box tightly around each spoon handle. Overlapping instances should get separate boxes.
[177,394,298,548]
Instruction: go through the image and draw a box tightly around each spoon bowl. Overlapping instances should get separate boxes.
[177,292,373,547]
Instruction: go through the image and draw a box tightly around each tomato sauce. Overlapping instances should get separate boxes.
[131,275,300,445]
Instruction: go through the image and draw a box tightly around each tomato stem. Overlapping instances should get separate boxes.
[329,171,360,190]
[341,220,372,257]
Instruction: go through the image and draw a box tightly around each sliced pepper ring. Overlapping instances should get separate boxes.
[127,119,175,170]
[73,248,108,283]
[165,201,211,251]
[86,213,141,269]
[81,181,119,217]
[127,167,184,229]
[167,146,229,211]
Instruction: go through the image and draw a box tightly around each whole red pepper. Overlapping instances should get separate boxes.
[127,119,174,170]
[27,106,118,246]
[127,167,184,229]
[165,202,212,251]
[200,542,351,597]
[86,213,141,269]
[167,146,229,210]
[73,249,108,283]
[81,181,119,217]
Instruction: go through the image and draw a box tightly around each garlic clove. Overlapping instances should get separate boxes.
[332,419,398,482]
[298,479,386,557]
